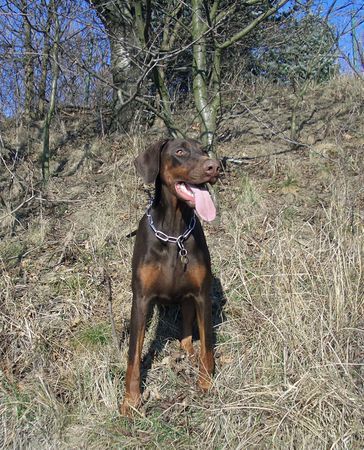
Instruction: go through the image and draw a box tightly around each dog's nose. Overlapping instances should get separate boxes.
[204,159,220,177]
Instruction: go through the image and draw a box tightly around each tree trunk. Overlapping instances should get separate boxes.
[21,0,35,120]
[192,0,211,148]
[42,6,60,182]
[90,1,139,132]
[191,0,222,154]
[38,0,54,119]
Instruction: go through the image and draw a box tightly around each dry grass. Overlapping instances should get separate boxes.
[1,78,364,449]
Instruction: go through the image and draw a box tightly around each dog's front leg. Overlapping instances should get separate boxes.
[120,296,149,416]
[195,294,214,391]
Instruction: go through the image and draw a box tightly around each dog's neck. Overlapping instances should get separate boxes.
[152,179,194,234]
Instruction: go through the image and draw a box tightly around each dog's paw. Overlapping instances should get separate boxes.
[198,374,213,392]
[119,395,141,417]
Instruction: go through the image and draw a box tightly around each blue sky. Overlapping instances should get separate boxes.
[282,0,363,70]
[316,0,363,70]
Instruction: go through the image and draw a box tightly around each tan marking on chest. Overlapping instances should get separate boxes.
[186,264,207,288]
[138,263,161,291]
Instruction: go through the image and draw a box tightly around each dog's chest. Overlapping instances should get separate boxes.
[136,258,208,300]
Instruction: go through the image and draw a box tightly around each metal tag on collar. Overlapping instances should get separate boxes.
[179,248,189,265]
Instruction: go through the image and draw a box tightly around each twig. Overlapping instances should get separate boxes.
[103,268,119,351]
[221,145,309,166]
[0,195,35,222]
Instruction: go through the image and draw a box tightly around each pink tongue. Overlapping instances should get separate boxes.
[188,184,216,222]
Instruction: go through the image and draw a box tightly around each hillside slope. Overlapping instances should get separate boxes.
[1,77,363,449]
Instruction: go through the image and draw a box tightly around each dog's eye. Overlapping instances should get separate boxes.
[176,149,185,156]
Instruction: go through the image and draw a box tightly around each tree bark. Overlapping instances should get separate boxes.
[90,1,138,132]
[20,0,35,120]
[38,0,54,119]
[192,0,212,148]
[42,4,60,182]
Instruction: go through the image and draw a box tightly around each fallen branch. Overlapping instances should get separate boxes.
[103,268,119,351]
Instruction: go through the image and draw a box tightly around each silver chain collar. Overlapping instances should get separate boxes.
[146,200,196,265]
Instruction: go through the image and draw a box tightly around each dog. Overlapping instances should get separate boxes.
[120,138,220,415]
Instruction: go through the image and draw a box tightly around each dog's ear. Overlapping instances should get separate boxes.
[134,139,168,183]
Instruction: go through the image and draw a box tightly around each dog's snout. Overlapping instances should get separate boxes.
[204,159,220,177]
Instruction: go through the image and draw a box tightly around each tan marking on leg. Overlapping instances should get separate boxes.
[181,336,194,355]
[181,302,195,355]
[198,349,214,391]
[120,309,147,416]
[120,365,143,417]
[195,302,214,391]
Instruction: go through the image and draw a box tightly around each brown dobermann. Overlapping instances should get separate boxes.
[120,138,220,416]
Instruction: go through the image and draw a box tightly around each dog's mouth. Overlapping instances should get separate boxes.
[175,182,216,222]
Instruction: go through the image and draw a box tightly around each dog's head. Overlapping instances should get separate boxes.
[134,139,220,222]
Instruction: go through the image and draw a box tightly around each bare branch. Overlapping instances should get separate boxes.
[219,0,290,50]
